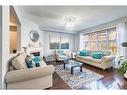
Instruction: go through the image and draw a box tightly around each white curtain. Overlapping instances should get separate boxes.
[80,34,84,51]
[116,23,126,56]
[115,22,126,68]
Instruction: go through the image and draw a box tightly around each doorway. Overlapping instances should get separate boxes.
[10,6,21,54]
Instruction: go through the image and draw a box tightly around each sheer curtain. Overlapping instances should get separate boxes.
[115,22,126,68]
[80,34,84,51]
[116,23,126,56]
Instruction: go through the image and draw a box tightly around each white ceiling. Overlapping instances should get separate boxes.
[17,6,127,33]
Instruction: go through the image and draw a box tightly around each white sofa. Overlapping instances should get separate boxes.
[76,50,115,70]
[5,53,54,89]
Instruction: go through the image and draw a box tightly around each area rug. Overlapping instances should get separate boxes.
[55,64,104,89]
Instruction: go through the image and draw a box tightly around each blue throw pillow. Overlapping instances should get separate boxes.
[32,56,41,67]
[25,57,34,68]
[92,52,103,59]
[80,50,88,56]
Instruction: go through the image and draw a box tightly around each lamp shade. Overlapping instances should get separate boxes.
[121,42,127,47]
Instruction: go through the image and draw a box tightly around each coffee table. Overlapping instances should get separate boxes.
[63,60,83,74]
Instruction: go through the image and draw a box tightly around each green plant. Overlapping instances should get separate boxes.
[118,56,127,75]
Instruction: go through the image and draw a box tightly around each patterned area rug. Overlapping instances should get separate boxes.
[55,64,104,89]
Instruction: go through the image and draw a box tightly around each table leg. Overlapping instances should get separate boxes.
[71,67,73,74]
[80,66,82,72]
[64,62,65,69]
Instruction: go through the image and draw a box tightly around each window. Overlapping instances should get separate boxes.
[50,36,60,49]
[50,36,69,49]
[97,31,107,50]
[90,33,97,50]
[61,37,69,49]
[81,27,117,54]
[108,28,117,54]
[83,34,89,50]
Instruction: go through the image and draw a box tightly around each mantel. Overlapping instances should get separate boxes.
[27,47,42,57]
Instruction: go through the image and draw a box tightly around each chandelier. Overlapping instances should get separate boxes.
[65,17,76,32]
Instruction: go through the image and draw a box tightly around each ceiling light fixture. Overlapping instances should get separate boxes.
[65,17,76,32]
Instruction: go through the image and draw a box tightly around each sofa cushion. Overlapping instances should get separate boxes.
[83,56,92,61]
[91,58,102,64]
[12,53,27,70]
[102,51,111,56]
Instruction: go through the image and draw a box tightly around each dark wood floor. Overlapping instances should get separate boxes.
[47,61,127,90]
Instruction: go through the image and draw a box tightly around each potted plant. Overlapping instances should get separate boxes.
[118,56,127,78]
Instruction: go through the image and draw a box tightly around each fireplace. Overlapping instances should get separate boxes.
[27,47,42,57]
[31,52,40,56]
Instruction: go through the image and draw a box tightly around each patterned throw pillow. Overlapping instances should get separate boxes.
[25,57,36,68]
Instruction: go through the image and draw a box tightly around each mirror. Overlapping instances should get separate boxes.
[29,30,39,42]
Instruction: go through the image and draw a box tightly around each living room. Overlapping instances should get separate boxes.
[0,6,127,90]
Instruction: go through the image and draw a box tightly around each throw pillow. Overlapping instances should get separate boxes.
[25,57,34,68]
[92,52,103,59]
[12,53,27,70]
[80,50,88,56]
[32,56,41,67]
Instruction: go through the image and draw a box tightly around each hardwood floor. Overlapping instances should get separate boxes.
[47,61,127,90]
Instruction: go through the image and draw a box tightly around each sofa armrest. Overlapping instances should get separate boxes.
[5,65,54,84]
[101,55,115,63]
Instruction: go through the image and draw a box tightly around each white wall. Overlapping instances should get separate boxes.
[20,18,44,47]
[43,31,75,57]
[14,7,45,56]
[0,6,2,89]
[20,18,44,56]
[75,33,80,51]
[2,6,10,89]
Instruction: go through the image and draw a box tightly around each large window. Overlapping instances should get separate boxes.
[97,31,107,50]
[81,27,117,54]
[83,35,89,50]
[90,33,97,50]
[108,28,117,54]
[50,36,69,49]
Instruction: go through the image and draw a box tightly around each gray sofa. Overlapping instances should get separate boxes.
[76,50,115,70]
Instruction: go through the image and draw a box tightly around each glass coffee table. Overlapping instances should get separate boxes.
[63,59,83,74]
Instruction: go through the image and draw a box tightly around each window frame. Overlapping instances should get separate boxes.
[81,27,117,54]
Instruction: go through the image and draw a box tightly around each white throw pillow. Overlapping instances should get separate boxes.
[12,53,27,70]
